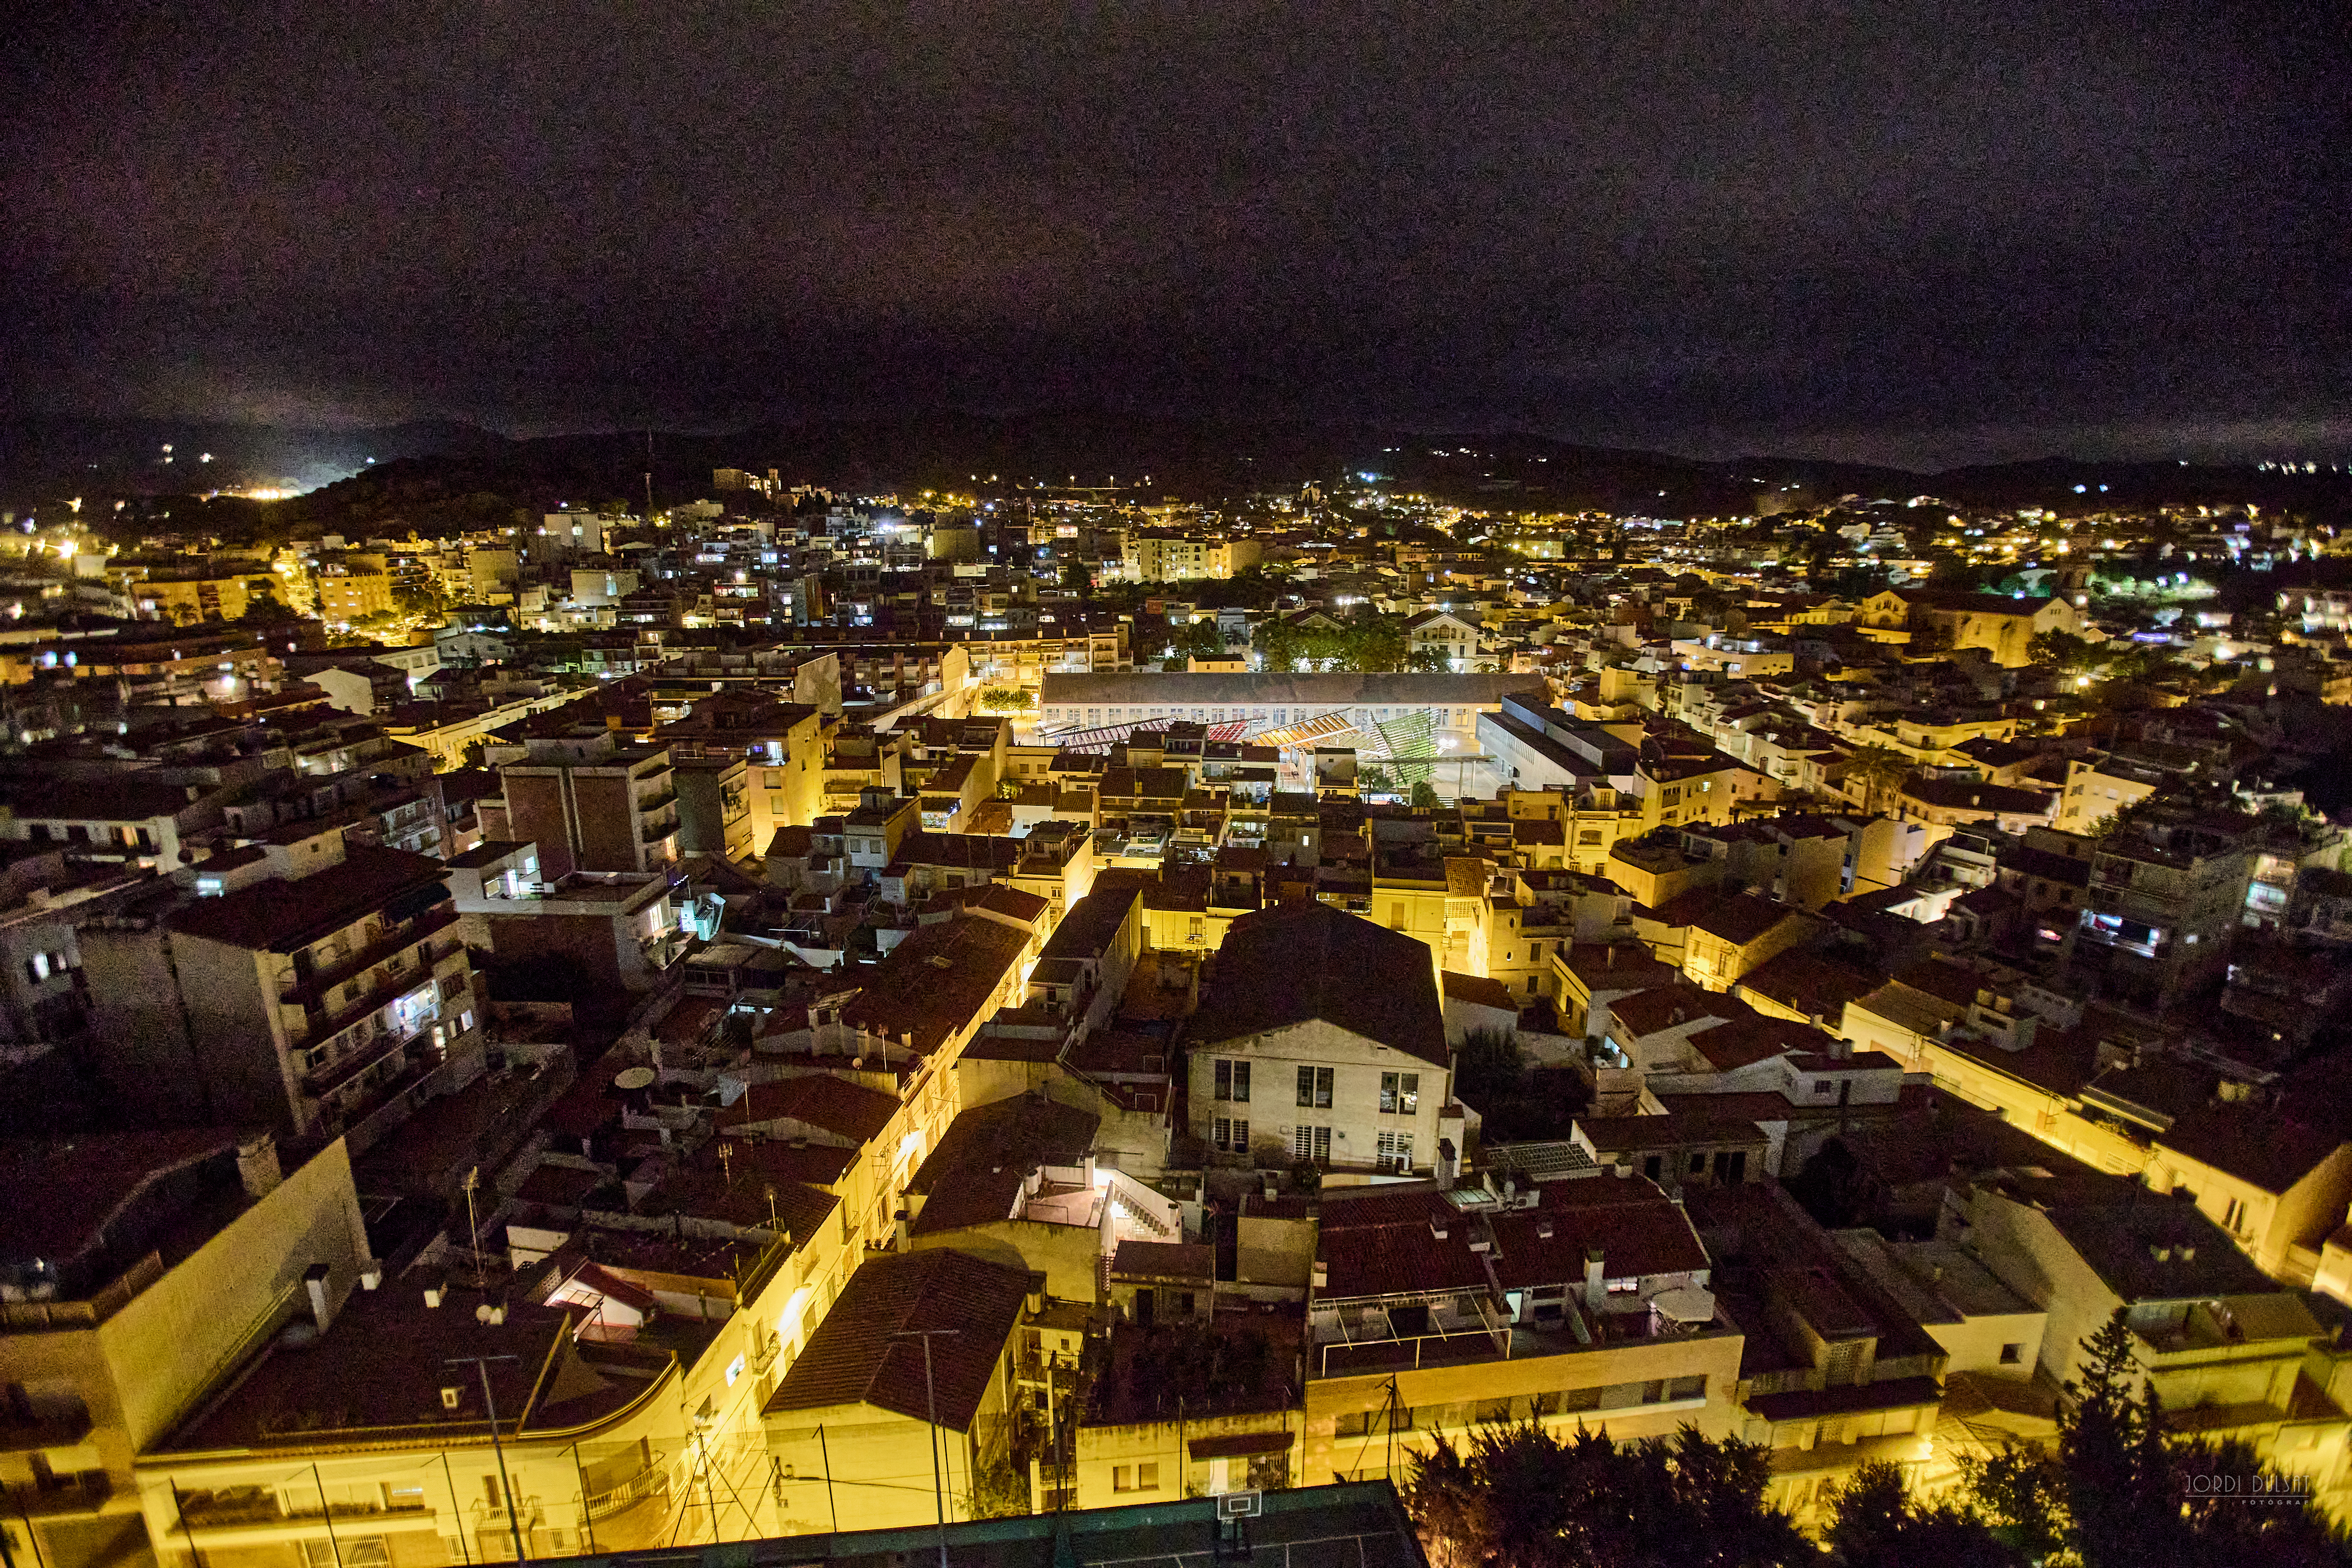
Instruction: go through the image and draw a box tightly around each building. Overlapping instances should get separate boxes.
[2148,1103,2352,1287]
[313,563,395,624]
[1943,1164,2352,1507]
[2063,810,2264,1011]
[444,842,690,1023]
[760,1250,1039,1534]
[1039,672,1544,743]
[1185,900,1458,1177]
[1304,1178,1743,1488]
[1122,534,1263,582]
[1402,609,1485,672]
[493,729,681,879]
[83,834,484,1153]
[1860,588,2080,667]
[0,1132,370,1568]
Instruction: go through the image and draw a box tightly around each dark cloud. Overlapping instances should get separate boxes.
[4,0,2346,464]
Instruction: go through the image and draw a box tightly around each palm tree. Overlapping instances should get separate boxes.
[1843,744,1914,815]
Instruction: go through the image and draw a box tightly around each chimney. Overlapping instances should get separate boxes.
[1584,1246,1607,1312]
[236,1133,282,1199]
[303,1262,334,1335]
[424,1281,446,1308]
[359,1262,383,1291]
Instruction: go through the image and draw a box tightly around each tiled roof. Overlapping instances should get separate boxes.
[1188,900,1446,1066]
[906,1096,1099,1236]
[717,1073,898,1144]
[838,913,1032,1055]
[764,1250,1033,1429]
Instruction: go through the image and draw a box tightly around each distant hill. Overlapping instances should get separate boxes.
[5,410,2346,521]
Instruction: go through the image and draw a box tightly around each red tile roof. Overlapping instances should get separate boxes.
[764,1250,1033,1429]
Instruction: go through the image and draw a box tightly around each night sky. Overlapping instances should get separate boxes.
[6,1,2347,466]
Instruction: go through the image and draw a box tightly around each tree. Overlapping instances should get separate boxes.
[1962,1308,2352,1568]
[1841,744,1914,814]
[1409,780,1440,808]
[1405,1421,1811,1568]
[1453,1028,1525,1111]
[1825,1459,2021,1568]
[2030,629,2101,671]
[2060,1309,2179,1567]
[1060,559,1095,599]
[1956,1444,2070,1565]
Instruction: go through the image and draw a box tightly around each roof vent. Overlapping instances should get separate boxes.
[2150,1244,2173,1262]
[441,1387,463,1411]
[1428,1214,1449,1240]
[1537,1219,1555,1240]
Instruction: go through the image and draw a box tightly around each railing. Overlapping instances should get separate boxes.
[303,1020,422,1096]
[181,1492,432,1531]
[582,1461,669,1521]
[276,906,459,1006]
[291,939,466,1054]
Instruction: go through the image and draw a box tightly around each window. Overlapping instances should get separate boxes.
[1214,1059,1250,1102]
[1113,1465,1134,1492]
[1213,1118,1249,1154]
[1999,1343,2024,1366]
[1380,1072,1419,1114]
[1297,1066,1332,1108]
[1666,1375,1707,1401]
[1376,1131,1414,1169]
[1292,1125,1331,1162]
[1136,1462,1159,1491]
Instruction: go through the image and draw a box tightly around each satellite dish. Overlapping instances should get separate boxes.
[613,1067,657,1091]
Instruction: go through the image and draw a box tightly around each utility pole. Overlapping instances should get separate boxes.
[450,1355,527,1564]
[890,1328,960,1568]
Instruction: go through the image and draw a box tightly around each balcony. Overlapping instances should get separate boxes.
[303,1020,424,1096]
[179,1488,431,1532]
[277,905,459,1007]
[288,937,466,1053]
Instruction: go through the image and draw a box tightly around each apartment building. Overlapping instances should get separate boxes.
[1685,1184,1952,1526]
[1122,533,1263,582]
[81,834,483,1154]
[2063,809,2265,1011]
[494,729,680,879]
[651,693,825,853]
[1303,1177,1744,1488]
[1186,900,1458,1177]
[0,1133,369,1568]
[140,1167,848,1567]
[1944,1165,2352,1509]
